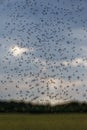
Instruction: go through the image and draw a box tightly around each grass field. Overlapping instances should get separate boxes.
[0,114,87,130]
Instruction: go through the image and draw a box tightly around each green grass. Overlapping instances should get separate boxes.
[0,114,87,130]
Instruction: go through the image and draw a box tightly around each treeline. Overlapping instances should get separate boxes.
[0,100,87,113]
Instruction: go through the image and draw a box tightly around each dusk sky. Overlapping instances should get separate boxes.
[0,0,87,105]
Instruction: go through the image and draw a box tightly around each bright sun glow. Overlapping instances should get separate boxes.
[10,45,28,56]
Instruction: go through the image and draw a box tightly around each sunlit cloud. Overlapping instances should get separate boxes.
[10,45,28,57]
[46,77,87,88]
[62,58,87,67]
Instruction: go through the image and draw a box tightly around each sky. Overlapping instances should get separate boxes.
[0,0,87,105]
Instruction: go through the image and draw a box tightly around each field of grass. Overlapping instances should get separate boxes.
[0,114,87,130]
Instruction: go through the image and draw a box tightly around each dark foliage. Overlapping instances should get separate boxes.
[0,100,87,113]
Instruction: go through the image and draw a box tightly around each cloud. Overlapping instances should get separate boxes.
[62,58,87,67]
[10,45,34,57]
[10,45,29,57]
[72,28,87,40]
[47,77,86,88]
